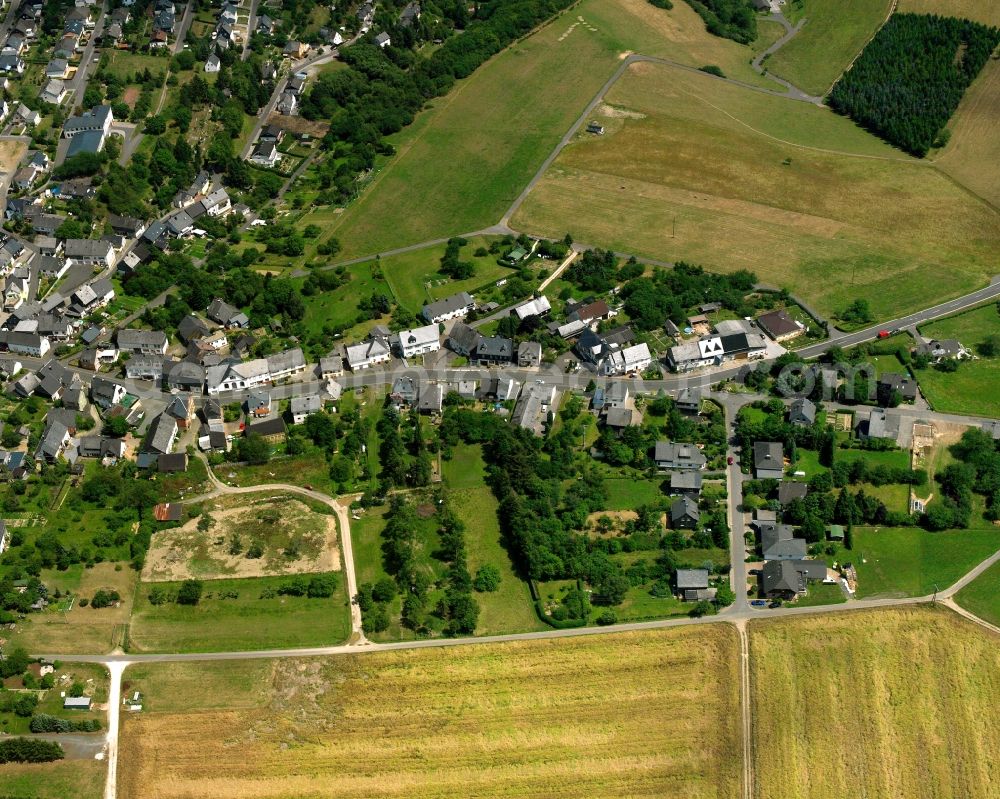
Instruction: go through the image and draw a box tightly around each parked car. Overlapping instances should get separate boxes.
[750,599,768,607]
[727,456,734,465]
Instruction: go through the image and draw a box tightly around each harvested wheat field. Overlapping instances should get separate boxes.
[0,138,27,176]
[119,626,740,799]
[142,492,340,582]
[750,606,1000,799]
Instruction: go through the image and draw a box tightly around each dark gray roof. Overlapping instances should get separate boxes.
[675,568,709,590]
[759,522,807,561]
[670,495,700,524]
[476,336,513,360]
[753,441,783,471]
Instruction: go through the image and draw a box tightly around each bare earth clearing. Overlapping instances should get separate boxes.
[142,493,340,582]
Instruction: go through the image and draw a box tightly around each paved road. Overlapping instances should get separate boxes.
[796,279,1000,359]
[173,1,195,56]
[67,2,107,109]
[239,49,342,160]
[749,13,822,103]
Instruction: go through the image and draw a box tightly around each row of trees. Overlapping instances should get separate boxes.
[0,738,64,764]
[829,14,1000,156]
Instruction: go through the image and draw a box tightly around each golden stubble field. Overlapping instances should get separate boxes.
[935,57,1000,208]
[513,62,1000,321]
[750,606,1000,799]
[118,626,741,799]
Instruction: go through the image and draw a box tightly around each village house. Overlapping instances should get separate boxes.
[395,323,440,359]
[422,292,474,324]
[753,441,784,479]
[756,309,805,343]
[654,441,707,471]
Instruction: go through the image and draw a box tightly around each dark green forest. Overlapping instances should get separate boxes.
[828,13,1000,157]
[682,0,757,44]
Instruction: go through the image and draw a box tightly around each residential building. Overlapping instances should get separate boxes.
[758,521,807,561]
[64,239,114,268]
[146,413,178,454]
[676,387,702,414]
[676,569,711,601]
[760,559,827,599]
[250,140,279,167]
[517,340,542,368]
[90,377,127,409]
[266,348,306,380]
[205,53,220,72]
[511,383,557,436]
[667,332,768,372]
[475,336,514,365]
[417,383,443,415]
[177,314,211,343]
[395,323,440,359]
[166,360,205,392]
[422,292,474,324]
[205,359,271,394]
[669,470,702,496]
[777,481,808,507]
[164,395,194,429]
[756,309,804,342]
[62,104,113,139]
[125,355,164,381]
[346,338,391,371]
[654,441,707,471]
[513,295,551,322]
[446,322,480,357]
[245,416,287,444]
[117,328,168,355]
[390,376,419,408]
[788,397,816,426]
[290,394,323,424]
[877,372,918,405]
[318,356,343,379]
[206,298,249,328]
[753,441,784,479]
[670,495,699,529]
[4,330,49,357]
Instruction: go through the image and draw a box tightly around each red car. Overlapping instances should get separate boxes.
[727,456,734,465]
[877,330,891,339]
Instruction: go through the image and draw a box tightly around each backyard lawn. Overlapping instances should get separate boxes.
[823,526,1000,599]
[127,572,351,653]
[915,303,1000,418]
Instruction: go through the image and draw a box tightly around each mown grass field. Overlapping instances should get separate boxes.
[823,525,1000,599]
[379,236,520,313]
[750,606,1000,799]
[442,445,545,634]
[6,563,137,655]
[955,559,1000,627]
[127,572,351,653]
[763,0,892,96]
[102,51,171,80]
[916,303,1000,418]
[514,62,1000,322]
[304,0,786,259]
[935,58,1000,208]
[118,626,741,799]
[0,761,105,799]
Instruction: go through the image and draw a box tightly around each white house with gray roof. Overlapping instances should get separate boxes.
[422,292,474,324]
